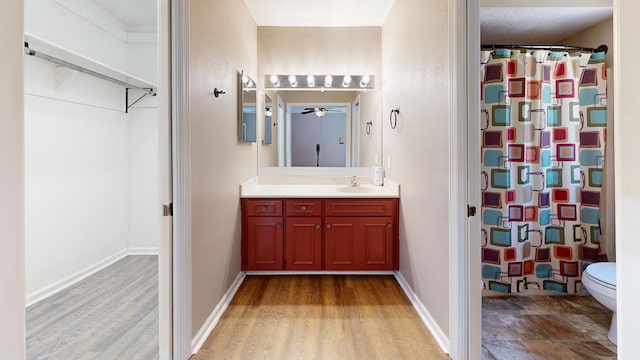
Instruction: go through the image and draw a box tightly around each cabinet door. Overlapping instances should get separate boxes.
[247,217,283,270]
[285,217,322,270]
[325,216,394,270]
[324,217,357,270]
[360,216,394,270]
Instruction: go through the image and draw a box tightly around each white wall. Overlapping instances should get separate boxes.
[382,0,451,345]
[0,0,25,357]
[128,33,159,84]
[25,0,128,72]
[615,2,640,357]
[188,0,258,338]
[127,104,161,252]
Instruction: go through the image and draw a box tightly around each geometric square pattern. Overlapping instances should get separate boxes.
[481,49,607,294]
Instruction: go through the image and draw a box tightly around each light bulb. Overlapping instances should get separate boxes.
[324,75,333,87]
[342,75,352,87]
[265,108,272,117]
[288,75,297,87]
[307,75,315,87]
[269,75,279,87]
[315,108,326,117]
[360,75,371,87]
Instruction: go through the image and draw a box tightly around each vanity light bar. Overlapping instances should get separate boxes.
[265,75,375,90]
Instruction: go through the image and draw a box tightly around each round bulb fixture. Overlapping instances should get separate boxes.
[307,75,315,87]
[360,75,371,87]
[315,108,327,117]
[288,75,297,87]
[269,75,279,87]
[242,74,249,85]
[324,75,333,87]
[265,108,272,117]
[342,75,352,87]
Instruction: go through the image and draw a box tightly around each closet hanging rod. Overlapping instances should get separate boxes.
[24,41,157,97]
[481,44,608,54]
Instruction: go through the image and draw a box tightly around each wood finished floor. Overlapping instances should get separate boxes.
[192,275,448,360]
[482,295,616,359]
[26,255,159,360]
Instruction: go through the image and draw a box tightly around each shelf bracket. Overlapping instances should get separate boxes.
[125,87,154,113]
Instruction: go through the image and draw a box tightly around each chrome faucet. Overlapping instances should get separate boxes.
[350,176,358,187]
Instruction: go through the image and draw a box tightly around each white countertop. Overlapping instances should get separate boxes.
[240,176,400,198]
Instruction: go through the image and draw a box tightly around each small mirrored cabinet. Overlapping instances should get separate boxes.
[263,94,273,145]
[238,71,257,142]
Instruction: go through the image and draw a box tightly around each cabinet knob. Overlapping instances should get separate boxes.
[276,223,282,229]
[261,206,267,212]
[387,223,393,229]
[300,206,307,212]
[326,224,332,229]
[315,224,321,229]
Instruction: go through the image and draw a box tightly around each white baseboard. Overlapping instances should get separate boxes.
[127,247,160,255]
[26,249,129,307]
[394,271,450,355]
[191,272,246,355]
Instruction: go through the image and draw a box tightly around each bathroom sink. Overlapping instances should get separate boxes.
[336,186,377,194]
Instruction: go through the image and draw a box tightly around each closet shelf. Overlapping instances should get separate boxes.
[24,33,157,112]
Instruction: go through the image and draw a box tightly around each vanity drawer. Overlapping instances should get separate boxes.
[285,199,322,216]
[244,199,283,216]
[325,199,395,216]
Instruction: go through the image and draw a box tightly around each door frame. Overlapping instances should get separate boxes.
[171,0,192,358]
[450,0,481,359]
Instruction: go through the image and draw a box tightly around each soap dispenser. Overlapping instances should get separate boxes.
[373,166,384,186]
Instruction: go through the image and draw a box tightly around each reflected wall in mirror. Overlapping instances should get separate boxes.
[238,71,256,142]
[258,90,382,168]
[263,94,273,145]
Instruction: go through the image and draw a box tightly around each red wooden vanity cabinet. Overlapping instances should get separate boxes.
[241,198,399,271]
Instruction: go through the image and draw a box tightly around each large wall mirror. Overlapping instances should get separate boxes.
[238,71,257,142]
[258,90,382,168]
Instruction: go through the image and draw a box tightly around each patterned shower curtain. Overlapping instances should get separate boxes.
[480,49,608,294]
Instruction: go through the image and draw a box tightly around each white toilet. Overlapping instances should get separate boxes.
[582,262,617,345]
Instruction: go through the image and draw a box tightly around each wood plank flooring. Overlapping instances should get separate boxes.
[192,275,448,360]
[26,255,159,360]
[482,295,616,359]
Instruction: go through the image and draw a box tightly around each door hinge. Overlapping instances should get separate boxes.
[467,204,476,217]
[163,202,173,217]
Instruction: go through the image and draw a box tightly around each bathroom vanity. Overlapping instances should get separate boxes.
[240,177,400,271]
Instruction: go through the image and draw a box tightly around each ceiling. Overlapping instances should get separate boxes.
[481,7,613,44]
[243,0,395,27]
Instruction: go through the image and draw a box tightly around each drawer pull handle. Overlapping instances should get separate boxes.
[315,224,321,229]
[300,206,307,212]
[326,224,332,229]
[261,206,268,212]
[387,223,393,229]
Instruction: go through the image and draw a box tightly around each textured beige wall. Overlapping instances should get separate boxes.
[382,0,450,339]
[615,2,640,356]
[258,27,381,81]
[561,18,613,69]
[189,0,258,337]
[0,0,25,356]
